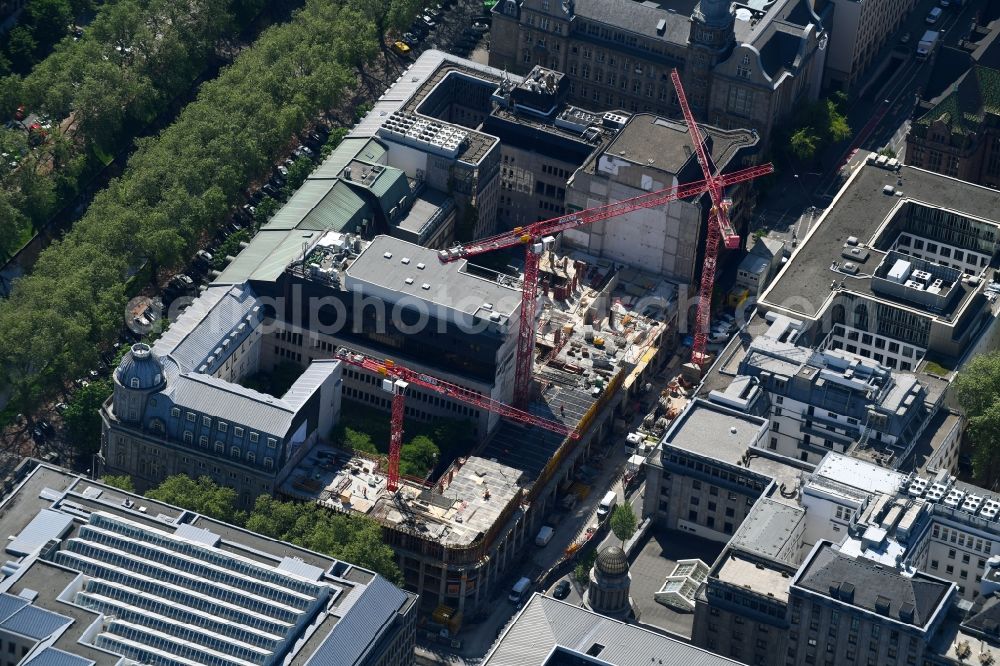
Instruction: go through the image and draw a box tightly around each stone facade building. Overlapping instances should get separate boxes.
[488,0,828,147]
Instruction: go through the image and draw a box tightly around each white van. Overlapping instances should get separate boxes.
[597,491,618,520]
[535,525,554,546]
[509,577,531,603]
[926,7,942,23]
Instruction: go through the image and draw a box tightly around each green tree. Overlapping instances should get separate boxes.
[102,474,135,492]
[399,434,438,478]
[610,503,637,546]
[246,495,401,582]
[146,475,240,522]
[953,352,1000,485]
[789,127,819,161]
[341,426,377,454]
[62,377,112,456]
[573,548,598,585]
[5,27,38,67]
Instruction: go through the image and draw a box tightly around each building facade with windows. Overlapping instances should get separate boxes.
[906,64,1000,189]
[488,0,828,148]
[563,113,759,281]
[758,163,1000,367]
[824,0,920,92]
[101,284,344,506]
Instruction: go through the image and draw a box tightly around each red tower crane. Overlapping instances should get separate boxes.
[669,68,754,366]
[439,167,772,406]
[333,348,578,491]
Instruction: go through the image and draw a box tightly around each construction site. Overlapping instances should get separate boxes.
[278,235,674,621]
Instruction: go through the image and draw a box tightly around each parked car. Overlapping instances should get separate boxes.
[248,190,264,206]
[421,15,436,28]
[55,402,68,414]
[38,420,54,436]
[552,580,571,600]
[277,165,289,177]
[470,21,489,32]
[195,250,213,266]
[170,274,194,291]
[392,40,412,55]
[262,183,281,198]
[32,426,45,441]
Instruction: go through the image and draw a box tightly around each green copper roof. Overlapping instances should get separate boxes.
[916,65,1000,136]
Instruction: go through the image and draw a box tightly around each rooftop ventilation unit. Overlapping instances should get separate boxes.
[842,262,859,275]
[944,488,965,508]
[384,252,393,259]
[981,499,1000,520]
[907,477,927,497]
[846,236,859,246]
[963,495,984,513]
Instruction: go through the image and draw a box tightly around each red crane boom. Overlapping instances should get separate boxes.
[669,69,759,366]
[439,164,772,405]
[333,348,578,491]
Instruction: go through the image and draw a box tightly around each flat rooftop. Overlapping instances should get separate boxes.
[588,114,758,177]
[345,234,522,321]
[811,452,908,498]
[905,408,964,473]
[762,164,1000,320]
[715,550,794,604]
[663,399,768,464]
[396,187,452,236]
[729,497,805,563]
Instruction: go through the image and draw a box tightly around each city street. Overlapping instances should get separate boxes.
[754,0,980,242]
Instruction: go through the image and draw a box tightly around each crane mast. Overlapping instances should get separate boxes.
[333,348,577,491]
[439,164,772,405]
[669,68,756,366]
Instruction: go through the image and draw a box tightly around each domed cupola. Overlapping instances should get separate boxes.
[115,343,166,392]
[112,343,167,425]
[595,546,630,577]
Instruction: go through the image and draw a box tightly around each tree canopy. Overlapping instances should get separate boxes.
[953,352,1000,485]
[146,474,241,523]
[62,377,112,456]
[101,474,135,492]
[143,475,401,582]
[610,503,637,546]
[246,495,400,583]
[779,96,852,163]
[0,0,410,420]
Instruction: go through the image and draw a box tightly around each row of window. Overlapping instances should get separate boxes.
[932,524,992,553]
[172,408,275,447]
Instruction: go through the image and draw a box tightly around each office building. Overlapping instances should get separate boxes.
[785,541,954,666]
[488,0,828,147]
[563,113,759,282]
[824,0,919,91]
[0,460,416,666]
[101,284,343,506]
[757,162,1000,367]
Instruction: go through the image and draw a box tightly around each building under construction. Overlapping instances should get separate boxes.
[274,232,673,618]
